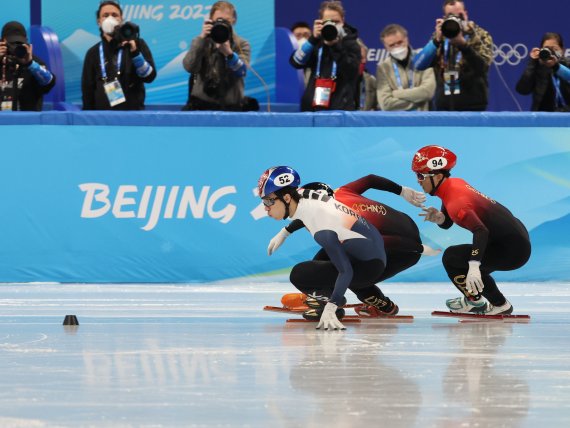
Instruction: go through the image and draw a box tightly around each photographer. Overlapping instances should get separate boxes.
[289,1,361,111]
[0,21,55,111]
[81,1,156,110]
[516,33,570,112]
[413,0,493,111]
[182,1,256,111]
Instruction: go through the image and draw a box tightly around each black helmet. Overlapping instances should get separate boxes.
[301,182,334,197]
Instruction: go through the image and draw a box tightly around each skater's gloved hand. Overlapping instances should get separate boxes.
[420,206,445,225]
[267,228,290,256]
[316,302,345,331]
[466,260,484,295]
[400,186,426,207]
[421,244,442,256]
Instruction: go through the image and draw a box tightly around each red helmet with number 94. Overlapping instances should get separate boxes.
[411,145,457,174]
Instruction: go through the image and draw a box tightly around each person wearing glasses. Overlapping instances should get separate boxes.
[81,1,156,110]
[266,178,441,316]
[412,145,531,315]
[257,166,391,330]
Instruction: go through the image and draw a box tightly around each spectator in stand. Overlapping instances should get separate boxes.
[290,21,312,87]
[289,1,361,111]
[376,24,435,111]
[356,39,377,110]
[81,0,156,110]
[413,0,493,111]
[516,32,570,112]
[0,21,55,111]
[291,21,312,47]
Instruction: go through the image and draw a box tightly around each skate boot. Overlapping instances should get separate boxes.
[302,295,346,321]
[446,296,491,314]
[280,293,308,310]
[355,296,399,317]
[305,293,346,309]
[486,299,513,315]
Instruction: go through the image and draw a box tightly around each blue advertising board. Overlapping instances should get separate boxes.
[0,112,568,283]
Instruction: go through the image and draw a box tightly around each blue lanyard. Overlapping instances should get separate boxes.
[99,42,123,81]
[392,61,413,89]
[551,75,567,108]
[443,37,469,68]
[316,47,337,79]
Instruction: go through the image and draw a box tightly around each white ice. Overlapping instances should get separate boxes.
[0,281,569,427]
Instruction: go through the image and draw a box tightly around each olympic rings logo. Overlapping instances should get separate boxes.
[493,43,528,66]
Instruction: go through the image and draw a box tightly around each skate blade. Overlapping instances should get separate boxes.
[432,310,530,322]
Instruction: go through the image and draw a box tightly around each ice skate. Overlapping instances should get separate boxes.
[486,299,514,315]
[446,296,491,314]
[355,295,399,317]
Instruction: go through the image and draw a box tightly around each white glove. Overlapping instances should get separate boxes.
[421,244,442,256]
[466,260,484,295]
[267,227,290,256]
[316,302,346,330]
[400,186,426,207]
[420,206,445,225]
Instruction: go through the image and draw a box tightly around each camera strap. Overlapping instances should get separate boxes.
[551,75,568,109]
[99,42,123,81]
[392,61,413,89]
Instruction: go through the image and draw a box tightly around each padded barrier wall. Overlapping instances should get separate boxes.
[1,111,569,283]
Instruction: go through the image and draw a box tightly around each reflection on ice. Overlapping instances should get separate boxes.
[0,282,568,427]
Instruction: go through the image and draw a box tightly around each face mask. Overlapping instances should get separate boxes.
[297,37,308,48]
[390,46,408,61]
[101,17,119,35]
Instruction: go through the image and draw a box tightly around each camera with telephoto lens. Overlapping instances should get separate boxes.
[6,35,28,59]
[113,21,140,43]
[538,47,561,61]
[5,36,28,59]
[321,20,340,42]
[441,14,464,39]
[210,18,233,44]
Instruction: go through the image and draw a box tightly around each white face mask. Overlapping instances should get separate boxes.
[101,17,119,35]
[297,37,308,48]
[390,46,408,61]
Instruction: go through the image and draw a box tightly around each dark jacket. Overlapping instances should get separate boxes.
[0,55,55,111]
[290,24,361,112]
[516,59,570,111]
[81,37,156,110]
[182,34,251,111]
[416,23,493,111]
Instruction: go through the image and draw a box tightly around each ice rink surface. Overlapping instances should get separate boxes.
[0,281,569,428]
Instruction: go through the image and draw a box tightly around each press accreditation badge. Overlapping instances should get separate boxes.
[312,78,336,108]
[1,101,13,111]
[104,79,126,107]
[443,71,460,96]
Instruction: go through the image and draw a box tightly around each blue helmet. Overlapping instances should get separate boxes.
[257,166,301,197]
